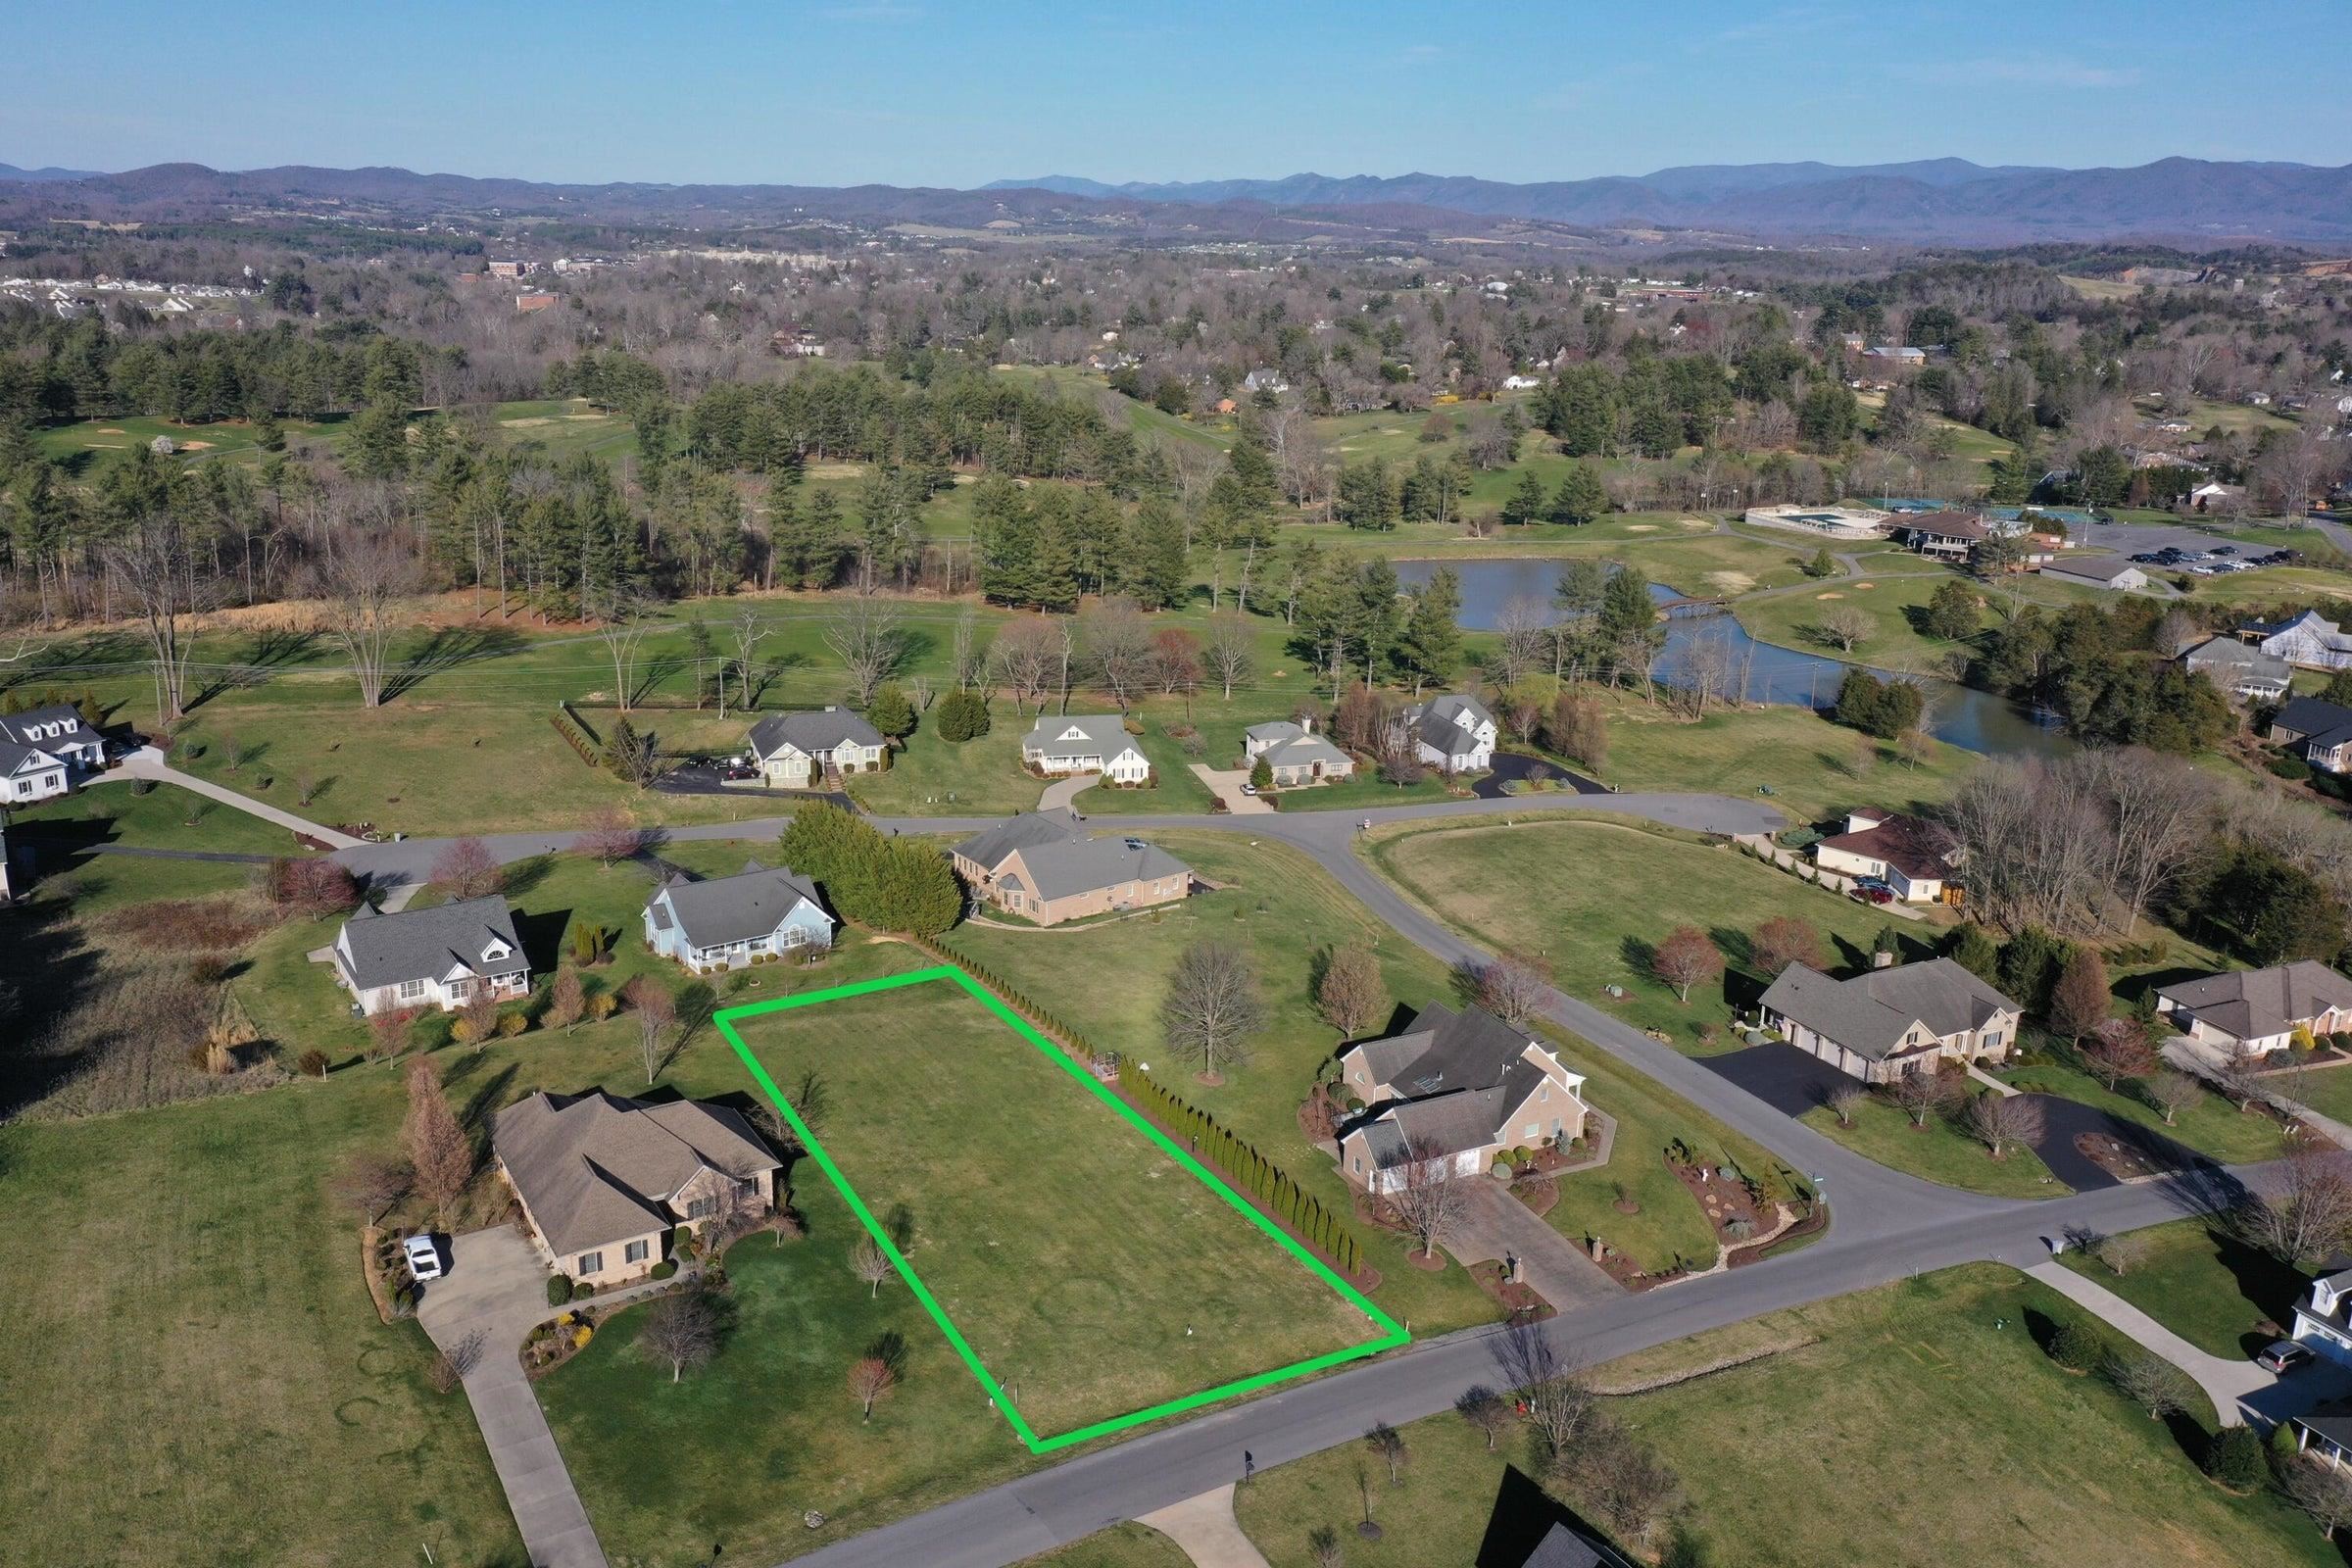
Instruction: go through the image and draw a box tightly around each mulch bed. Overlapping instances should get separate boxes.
[1469,1259,1555,1321]
[1728,1204,1826,1268]
[2076,1131,2173,1182]
[1670,1157,1771,1249]
[1588,1243,1684,1293]
[1511,1177,1560,1217]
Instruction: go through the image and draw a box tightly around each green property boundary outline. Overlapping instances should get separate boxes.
[712,963,1408,1454]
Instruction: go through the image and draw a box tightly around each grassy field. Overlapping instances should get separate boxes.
[1019,1526,1192,1567]
[0,1077,521,1568]
[721,972,1387,1438]
[1234,1264,2332,1568]
[2058,1218,2310,1360]
[945,832,1780,1284]
[1367,817,1917,1049]
[1800,1094,2062,1199]
[4,778,309,911]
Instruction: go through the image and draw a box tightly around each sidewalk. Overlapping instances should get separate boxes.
[2162,1037,2352,1148]
[2026,1260,2267,1425]
[104,747,365,849]
[1135,1485,1270,1568]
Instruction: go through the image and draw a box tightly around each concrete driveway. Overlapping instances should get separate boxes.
[416,1227,620,1568]
[1187,764,1272,814]
[1445,1179,1623,1312]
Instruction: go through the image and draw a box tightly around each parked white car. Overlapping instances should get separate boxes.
[403,1234,445,1283]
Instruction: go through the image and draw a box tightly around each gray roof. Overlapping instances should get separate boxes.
[0,740,63,778]
[1758,957,2017,1061]
[2158,961,2352,1042]
[953,811,1081,871]
[2180,636,2290,687]
[0,705,105,754]
[648,860,827,949]
[2299,1397,2352,1448]
[1016,835,1192,902]
[336,895,527,991]
[1399,693,1494,755]
[494,1090,780,1256]
[2040,555,2142,584]
[2276,696,2352,750]
[748,707,884,759]
[1522,1522,1614,1568]
[1347,1004,1560,1165]
[1252,721,1350,771]
[1022,713,1138,757]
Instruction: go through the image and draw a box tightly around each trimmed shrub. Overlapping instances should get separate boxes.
[2204,1423,2265,1490]
[2269,754,2314,783]
[297,1048,330,1078]
[2048,1320,2103,1373]
[546,1274,574,1307]
[650,1259,678,1280]
[935,690,991,742]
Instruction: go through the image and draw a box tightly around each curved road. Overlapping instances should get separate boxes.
[333,793,2272,1568]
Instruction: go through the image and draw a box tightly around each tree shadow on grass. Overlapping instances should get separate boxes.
[186,629,318,712]
[1618,934,1658,988]
[746,652,811,710]
[512,907,573,976]
[380,627,527,704]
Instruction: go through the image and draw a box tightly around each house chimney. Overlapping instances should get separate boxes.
[1872,949,1895,970]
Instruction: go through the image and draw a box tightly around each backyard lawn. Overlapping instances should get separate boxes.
[720,971,1391,1440]
[2058,1217,2311,1360]
[1367,817,1910,1050]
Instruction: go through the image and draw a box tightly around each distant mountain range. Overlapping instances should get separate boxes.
[986,159,2352,242]
[5,156,2351,245]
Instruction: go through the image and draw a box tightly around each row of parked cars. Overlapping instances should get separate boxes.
[2128,543,2293,574]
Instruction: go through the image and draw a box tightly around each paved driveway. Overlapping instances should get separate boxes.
[1696,1042,1853,1119]
[1186,764,1271,814]
[416,1227,617,1568]
[1446,1179,1623,1312]
[1471,752,1604,800]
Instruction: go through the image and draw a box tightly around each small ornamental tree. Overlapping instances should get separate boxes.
[1886,1067,1958,1129]
[867,682,917,741]
[1474,952,1552,1027]
[430,837,506,901]
[544,969,585,1034]
[1650,926,1723,1004]
[639,1286,720,1384]
[2048,948,2112,1042]
[1250,755,1274,791]
[934,689,991,742]
[2082,1017,2156,1089]
[2143,1068,2204,1126]
[849,1352,897,1421]
[577,807,646,868]
[1749,915,1824,978]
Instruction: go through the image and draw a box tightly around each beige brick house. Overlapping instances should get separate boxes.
[953,813,1194,926]
[492,1090,781,1288]
[1336,1003,1587,1193]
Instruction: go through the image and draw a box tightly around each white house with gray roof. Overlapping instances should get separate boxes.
[0,704,106,803]
[1336,1003,1586,1192]
[643,860,834,973]
[331,896,531,1016]
[952,812,1192,925]
[2179,635,2292,702]
[1244,717,1355,787]
[746,706,887,788]
[493,1089,779,1288]
[1391,693,1497,773]
[1020,714,1152,784]
[1757,957,2019,1084]
[2156,961,2352,1055]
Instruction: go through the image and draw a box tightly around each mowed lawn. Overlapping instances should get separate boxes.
[1369,817,1907,1049]
[0,1083,519,1568]
[723,973,1388,1438]
[1614,1266,2335,1568]
[2058,1218,2314,1360]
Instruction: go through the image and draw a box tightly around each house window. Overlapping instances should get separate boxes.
[1539,1085,1548,1102]
[396,978,426,1003]
[1525,1123,1540,1137]
[1983,1031,2004,1052]
[687,1196,718,1220]
[577,1250,603,1275]
[624,1239,650,1265]
[446,979,471,1003]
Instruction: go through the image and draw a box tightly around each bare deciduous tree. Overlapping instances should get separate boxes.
[331,1152,414,1228]
[2082,1016,2157,1089]
[591,589,657,712]
[1964,1091,2045,1159]
[1493,598,1552,685]
[2143,1068,2204,1126]
[2235,1147,2352,1268]
[403,1058,474,1228]
[1826,1083,1865,1127]
[1750,915,1825,978]
[104,513,220,723]
[576,807,646,868]
[1205,612,1254,702]
[2105,1350,2195,1420]
[1815,605,1874,652]
[544,969,585,1034]
[623,974,677,1086]
[852,1234,895,1298]
[1470,952,1552,1027]
[729,604,772,714]
[1080,597,1156,712]
[640,1286,721,1383]
[1454,1385,1508,1450]
[1160,939,1268,1079]
[1886,1068,1959,1129]
[848,1350,898,1420]
[1316,944,1389,1039]
[1650,926,1722,1004]
[2285,1457,2352,1541]
[2096,1233,2151,1276]
[823,593,906,708]
[989,614,1059,712]
[301,524,420,709]
[430,837,506,900]
[1492,1320,1599,1464]
[1380,1136,1470,1260]
[1363,1421,1408,1486]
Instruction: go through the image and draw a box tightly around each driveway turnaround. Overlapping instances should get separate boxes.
[1471,752,1605,799]
[416,1227,674,1568]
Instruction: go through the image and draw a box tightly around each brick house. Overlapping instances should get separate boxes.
[1757,957,2020,1084]
[952,812,1193,926]
[1336,1004,1587,1193]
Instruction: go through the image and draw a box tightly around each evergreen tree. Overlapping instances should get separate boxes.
[1500,470,1547,527]
[866,682,916,739]
[1548,461,1608,525]
[1127,496,1191,610]
[1396,567,1463,693]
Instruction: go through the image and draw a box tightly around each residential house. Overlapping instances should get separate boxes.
[1501,373,1544,391]
[514,292,558,313]
[1020,714,1152,784]
[2252,610,2352,672]
[1756,958,2021,1084]
[643,860,834,972]
[493,1090,780,1288]
[2271,696,2352,773]
[1810,808,1957,903]
[2155,961,2352,1055]
[1242,717,1355,787]
[2179,635,2292,702]
[2188,480,2247,514]
[952,813,1193,926]
[1241,368,1289,395]
[1336,1003,1588,1193]
[2037,555,2149,592]
[2293,1395,2352,1457]
[1863,345,1927,364]
[331,896,530,1016]
[0,704,107,802]
[1392,693,1498,773]
[1515,1521,1634,1568]
[746,707,888,787]
[486,259,538,279]
[1890,511,1989,563]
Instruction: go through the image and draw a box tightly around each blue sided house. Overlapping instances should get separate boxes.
[643,859,835,973]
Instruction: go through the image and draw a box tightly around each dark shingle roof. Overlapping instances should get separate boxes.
[1815,811,1952,881]
[336,896,527,992]
[1758,958,2016,1061]
[954,811,1083,872]
[2157,961,2352,1042]
[0,705,104,753]
[2277,696,2352,747]
[494,1090,780,1256]
[648,861,826,949]
[1346,1004,1568,1163]
[748,707,884,759]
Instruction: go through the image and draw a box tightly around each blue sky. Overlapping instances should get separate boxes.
[5,1,2347,186]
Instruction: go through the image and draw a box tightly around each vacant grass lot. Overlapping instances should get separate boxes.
[0,1081,520,1568]
[1800,1094,2061,1199]
[723,973,1386,1438]
[1589,692,1978,822]
[2059,1218,2311,1360]
[1368,817,1907,1049]
[946,832,1779,1284]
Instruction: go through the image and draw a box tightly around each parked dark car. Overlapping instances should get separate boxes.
[1852,881,1896,906]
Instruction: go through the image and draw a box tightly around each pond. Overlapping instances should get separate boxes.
[1392,558,2067,760]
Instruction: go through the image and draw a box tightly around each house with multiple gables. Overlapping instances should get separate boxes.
[2179,635,2292,702]
[1019,714,1152,784]
[1243,716,1355,787]
[493,1090,780,1288]
[1392,693,1497,773]
[1757,957,2020,1084]
[331,896,530,1015]
[746,707,888,788]
[2251,609,2352,672]
[643,860,834,972]
[1811,808,1958,904]
[1336,1003,1587,1192]
[952,811,1193,925]
[2270,696,2352,774]
[2156,960,2352,1055]
[0,704,108,803]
